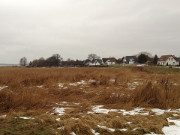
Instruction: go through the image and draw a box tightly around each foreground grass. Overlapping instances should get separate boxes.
[0,109,179,135]
[0,112,58,135]
[0,66,180,134]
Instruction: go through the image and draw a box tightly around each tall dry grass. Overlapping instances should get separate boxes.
[132,81,180,108]
[0,87,54,112]
[0,67,180,113]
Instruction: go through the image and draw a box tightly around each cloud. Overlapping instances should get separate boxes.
[0,0,180,63]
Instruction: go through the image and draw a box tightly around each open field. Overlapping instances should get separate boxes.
[0,66,180,135]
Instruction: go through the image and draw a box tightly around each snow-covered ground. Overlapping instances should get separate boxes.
[119,108,149,115]
[162,118,180,135]
[88,105,180,134]
[151,108,180,115]
[87,105,180,116]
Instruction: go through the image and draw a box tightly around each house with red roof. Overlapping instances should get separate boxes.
[102,58,118,65]
[157,55,179,66]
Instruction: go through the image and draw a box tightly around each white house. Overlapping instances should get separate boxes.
[123,56,137,65]
[84,59,103,66]
[157,55,179,66]
[102,58,117,65]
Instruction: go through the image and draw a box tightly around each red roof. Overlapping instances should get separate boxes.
[107,58,116,62]
[158,55,175,61]
[102,58,116,63]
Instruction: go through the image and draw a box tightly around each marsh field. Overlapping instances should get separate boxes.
[0,66,180,135]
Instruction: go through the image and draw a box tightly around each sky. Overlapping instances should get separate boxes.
[0,0,180,64]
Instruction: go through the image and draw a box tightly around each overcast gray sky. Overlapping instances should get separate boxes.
[0,0,180,64]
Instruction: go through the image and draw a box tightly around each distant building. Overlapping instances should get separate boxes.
[84,59,103,66]
[176,57,180,66]
[102,58,118,65]
[122,56,137,64]
[157,55,179,66]
[116,58,123,64]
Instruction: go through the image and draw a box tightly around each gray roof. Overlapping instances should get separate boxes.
[124,56,137,63]
[175,57,180,62]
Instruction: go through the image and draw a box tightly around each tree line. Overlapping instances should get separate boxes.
[20,54,63,67]
[19,52,159,67]
[137,53,158,64]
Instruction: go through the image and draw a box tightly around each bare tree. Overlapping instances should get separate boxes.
[19,57,27,66]
[38,57,45,67]
[87,54,100,61]
[52,54,63,66]
[46,54,63,67]
[31,59,39,67]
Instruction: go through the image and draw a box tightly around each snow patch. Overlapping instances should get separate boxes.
[151,108,180,115]
[118,129,128,131]
[162,118,180,135]
[109,79,115,83]
[88,79,96,83]
[0,86,8,91]
[132,127,140,131]
[88,105,118,114]
[19,117,34,120]
[70,132,76,135]
[91,129,100,135]
[173,114,179,117]
[127,82,140,90]
[119,108,149,116]
[172,83,180,86]
[73,102,80,105]
[87,106,179,116]
[56,118,61,121]
[58,83,68,89]
[58,83,64,88]
[57,126,64,130]
[53,107,71,116]
[69,80,86,86]
[0,115,7,118]
[36,85,43,88]
[97,125,115,132]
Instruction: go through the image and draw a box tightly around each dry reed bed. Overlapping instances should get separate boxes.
[0,67,179,112]
[0,67,180,134]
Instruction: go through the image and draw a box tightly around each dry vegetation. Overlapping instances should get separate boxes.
[0,66,180,135]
